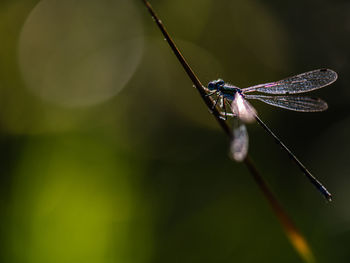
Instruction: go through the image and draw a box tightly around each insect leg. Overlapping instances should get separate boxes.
[211,95,220,110]
[223,98,228,120]
[205,91,217,97]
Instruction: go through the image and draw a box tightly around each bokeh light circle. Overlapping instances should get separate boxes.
[19,0,143,107]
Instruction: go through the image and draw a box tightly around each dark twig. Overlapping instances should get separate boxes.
[141,1,315,262]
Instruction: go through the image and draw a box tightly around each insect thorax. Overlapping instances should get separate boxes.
[220,85,240,100]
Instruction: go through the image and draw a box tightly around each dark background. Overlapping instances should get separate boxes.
[0,0,349,262]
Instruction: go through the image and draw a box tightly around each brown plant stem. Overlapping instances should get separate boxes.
[141,1,315,262]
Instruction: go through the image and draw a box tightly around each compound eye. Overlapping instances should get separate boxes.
[216,79,224,85]
[208,82,216,90]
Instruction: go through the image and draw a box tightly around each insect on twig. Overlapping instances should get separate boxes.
[141,0,332,261]
[206,69,337,201]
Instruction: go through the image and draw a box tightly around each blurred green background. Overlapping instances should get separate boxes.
[0,0,349,262]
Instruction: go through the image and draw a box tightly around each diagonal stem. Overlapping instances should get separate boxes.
[244,157,315,263]
[140,0,231,136]
[141,1,315,262]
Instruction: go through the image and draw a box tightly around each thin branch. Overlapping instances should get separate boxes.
[141,0,230,137]
[244,157,315,263]
[141,1,315,262]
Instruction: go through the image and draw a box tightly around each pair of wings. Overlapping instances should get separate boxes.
[230,68,337,123]
[230,68,337,161]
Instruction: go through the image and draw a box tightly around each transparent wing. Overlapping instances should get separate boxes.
[230,120,248,162]
[242,69,337,94]
[231,93,257,123]
[244,94,328,112]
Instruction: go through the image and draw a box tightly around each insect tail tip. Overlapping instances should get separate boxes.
[326,195,332,202]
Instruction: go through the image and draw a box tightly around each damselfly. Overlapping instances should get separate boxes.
[141,0,336,200]
[207,68,337,200]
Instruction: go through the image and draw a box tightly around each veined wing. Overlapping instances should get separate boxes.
[242,69,337,94]
[244,94,328,112]
[230,120,248,162]
[231,93,256,123]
